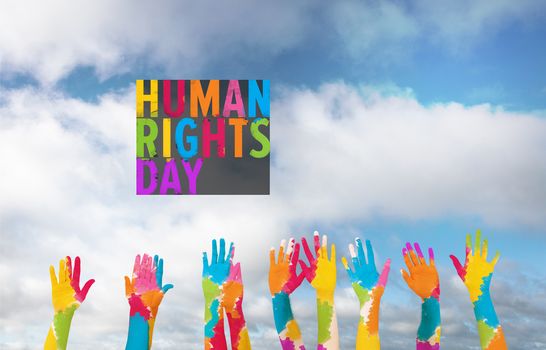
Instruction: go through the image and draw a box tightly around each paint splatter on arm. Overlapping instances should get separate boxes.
[401,243,441,350]
[301,232,339,350]
[450,230,508,350]
[341,238,391,350]
[125,254,173,350]
[269,238,307,350]
[44,256,95,350]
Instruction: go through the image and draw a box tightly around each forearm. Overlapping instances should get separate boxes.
[416,297,440,350]
[472,289,507,350]
[355,286,383,350]
[204,296,227,349]
[44,305,77,350]
[126,313,150,350]
[226,301,251,350]
[272,292,305,350]
[317,292,339,350]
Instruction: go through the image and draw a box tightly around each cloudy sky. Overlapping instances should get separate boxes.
[1,1,546,349]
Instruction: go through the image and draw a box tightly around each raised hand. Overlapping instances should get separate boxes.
[45,256,95,350]
[301,231,339,350]
[449,230,507,350]
[401,243,440,350]
[125,254,173,350]
[269,238,306,350]
[341,238,390,350]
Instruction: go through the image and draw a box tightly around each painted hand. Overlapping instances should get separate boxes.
[45,256,95,350]
[269,238,306,350]
[222,256,251,350]
[269,238,306,296]
[402,243,440,350]
[301,232,336,300]
[124,254,173,350]
[401,243,439,300]
[301,231,339,350]
[342,238,390,350]
[50,256,95,313]
[449,230,499,302]
[449,230,507,350]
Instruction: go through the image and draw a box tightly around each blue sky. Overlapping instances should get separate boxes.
[1,1,546,349]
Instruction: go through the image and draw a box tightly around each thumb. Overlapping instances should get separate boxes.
[80,279,95,300]
[449,255,466,280]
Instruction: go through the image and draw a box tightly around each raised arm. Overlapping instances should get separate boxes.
[449,230,508,350]
[125,254,173,350]
[222,246,252,350]
[44,256,95,350]
[269,238,306,350]
[341,238,391,350]
[301,232,339,350]
[401,243,441,350]
[202,238,231,350]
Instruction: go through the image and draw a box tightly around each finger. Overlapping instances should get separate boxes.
[124,275,132,295]
[401,268,412,287]
[286,238,295,261]
[321,234,328,259]
[278,239,286,263]
[212,239,218,264]
[269,248,276,266]
[313,231,320,255]
[475,230,482,256]
[66,256,73,280]
[491,251,500,266]
[402,248,413,270]
[349,243,359,268]
[153,255,159,269]
[406,242,419,266]
[428,248,435,266]
[133,254,141,277]
[59,259,67,283]
[366,239,376,271]
[356,238,366,265]
[449,255,465,280]
[301,237,314,263]
[341,256,355,280]
[291,242,301,267]
[227,242,235,264]
[330,244,336,262]
[81,279,95,299]
[219,238,226,263]
[157,258,164,287]
[162,283,174,293]
[414,243,426,265]
[466,234,472,252]
[482,239,488,259]
[73,256,81,286]
[378,259,391,287]
[202,252,209,272]
[49,265,58,287]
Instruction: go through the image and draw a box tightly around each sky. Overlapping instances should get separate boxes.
[1,1,546,349]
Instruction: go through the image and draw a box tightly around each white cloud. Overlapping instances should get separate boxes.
[0,0,313,84]
[1,82,545,348]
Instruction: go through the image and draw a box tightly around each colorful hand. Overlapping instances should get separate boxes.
[202,238,233,350]
[269,239,306,350]
[449,230,507,350]
[125,254,173,350]
[342,238,390,350]
[45,256,95,350]
[301,232,339,350]
[401,243,440,350]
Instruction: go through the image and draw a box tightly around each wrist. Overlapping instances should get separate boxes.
[417,297,441,346]
[316,289,335,303]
